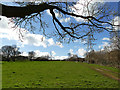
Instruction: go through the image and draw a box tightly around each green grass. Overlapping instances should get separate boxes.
[2,61,119,88]
[85,63,119,77]
[87,63,119,73]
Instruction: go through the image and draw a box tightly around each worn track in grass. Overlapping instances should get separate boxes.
[86,64,120,81]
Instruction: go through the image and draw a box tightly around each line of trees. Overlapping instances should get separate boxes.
[0,44,119,68]
[0,45,55,61]
[85,48,120,68]
[0,44,85,62]
[0,45,21,61]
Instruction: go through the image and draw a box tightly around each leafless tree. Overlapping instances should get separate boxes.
[109,30,120,50]
[68,52,72,58]
[0,1,119,43]
[1,45,21,59]
[28,51,35,59]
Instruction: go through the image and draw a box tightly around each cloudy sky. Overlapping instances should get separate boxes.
[0,1,119,59]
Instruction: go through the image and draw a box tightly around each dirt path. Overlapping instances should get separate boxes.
[89,65,120,81]
[81,62,120,81]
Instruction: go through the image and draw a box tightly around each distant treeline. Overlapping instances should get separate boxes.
[0,45,85,62]
[1,55,85,62]
[0,45,120,68]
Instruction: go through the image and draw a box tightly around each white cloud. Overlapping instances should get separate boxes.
[74,40,79,43]
[113,16,120,26]
[82,41,87,44]
[0,16,26,41]
[102,42,109,47]
[74,39,87,44]
[77,48,86,58]
[107,16,120,31]
[30,50,66,60]
[53,10,62,18]
[0,16,64,48]
[22,33,47,48]
[69,49,73,54]
[0,16,9,29]
[51,51,56,56]
[102,37,110,41]
[48,38,55,46]
[20,50,67,60]
[47,8,70,23]
[60,17,70,23]
[34,50,50,57]
[21,52,28,56]
[98,45,102,49]
[46,9,52,16]
[56,42,64,48]
[69,0,103,22]
[22,35,63,48]
[21,50,67,60]
[98,42,110,49]
[112,16,120,31]
[54,56,68,60]
[46,0,103,24]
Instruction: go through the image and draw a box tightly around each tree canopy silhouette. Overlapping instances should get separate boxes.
[0,1,119,43]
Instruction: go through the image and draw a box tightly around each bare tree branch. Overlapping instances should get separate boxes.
[0,1,119,43]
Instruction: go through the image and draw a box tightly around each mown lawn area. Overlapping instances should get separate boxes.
[2,61,119,88]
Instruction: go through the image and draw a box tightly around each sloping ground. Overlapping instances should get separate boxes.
[86,63,120,80]
[94,68,120,81]
[2,61,119,88]
[87,65,120,81]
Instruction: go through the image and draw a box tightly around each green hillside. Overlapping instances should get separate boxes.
[2,61,119,88]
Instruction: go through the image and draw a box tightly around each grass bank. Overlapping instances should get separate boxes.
[2,61,119,88]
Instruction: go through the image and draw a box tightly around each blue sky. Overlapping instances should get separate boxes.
[0,1,119,59]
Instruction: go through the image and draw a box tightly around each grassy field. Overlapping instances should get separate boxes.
[2,61,119,88]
